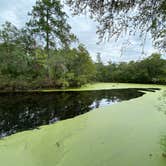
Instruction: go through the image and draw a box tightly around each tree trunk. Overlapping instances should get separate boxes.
[46,8,51,85]
[46,8,50,59]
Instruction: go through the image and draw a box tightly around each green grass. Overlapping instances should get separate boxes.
[0,83,166,166]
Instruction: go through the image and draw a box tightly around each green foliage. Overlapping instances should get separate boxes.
[0,1,95,90]
[27,0,76,53]
[95,53,166,84]
[0,35,95,90]
[0,0,165,90]
[0,21,18,44]
[0,22,35,55]
[47,44,96,87]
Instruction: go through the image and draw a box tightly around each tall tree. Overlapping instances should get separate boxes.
[66,0,166,52]
[0,22,35,55]
[27,0,75,58]
[18,28,36,54]
[0,22,19,54]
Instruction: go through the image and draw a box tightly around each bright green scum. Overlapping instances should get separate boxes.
[0,83,166,166]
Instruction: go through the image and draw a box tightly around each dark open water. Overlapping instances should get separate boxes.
[0,88,159,138]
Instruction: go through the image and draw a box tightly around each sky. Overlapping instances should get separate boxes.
[0,0,160,63]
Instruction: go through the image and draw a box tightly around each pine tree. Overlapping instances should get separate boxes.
[27,0,75,58]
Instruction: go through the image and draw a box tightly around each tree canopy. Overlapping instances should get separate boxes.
[66,0,166,52]
[0,0,96,90]
[95,53,166,84]
[27,0,76,55]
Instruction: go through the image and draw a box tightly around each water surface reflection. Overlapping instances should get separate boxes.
[0,88,157,138]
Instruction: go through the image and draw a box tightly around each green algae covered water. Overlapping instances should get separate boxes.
[0,84,165,166]
[0,88,154,138]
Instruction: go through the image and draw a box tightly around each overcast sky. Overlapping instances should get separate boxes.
[0,0,160,63]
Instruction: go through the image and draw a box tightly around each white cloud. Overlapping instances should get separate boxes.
[0,0,34,27]
[0,0,161,63]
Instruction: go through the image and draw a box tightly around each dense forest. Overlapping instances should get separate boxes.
[0,0,96,90]
[96,53,166,84]
[0,0,166,91]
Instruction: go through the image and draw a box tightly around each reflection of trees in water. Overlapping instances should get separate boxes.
[0,89,144,138]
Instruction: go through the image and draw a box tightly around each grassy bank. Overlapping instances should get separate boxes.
[0,83,166,166]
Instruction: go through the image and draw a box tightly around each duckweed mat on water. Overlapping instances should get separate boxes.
[0,83,166,166]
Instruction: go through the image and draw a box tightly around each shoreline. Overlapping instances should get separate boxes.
[0,82,164,93]
[0,83,166,166]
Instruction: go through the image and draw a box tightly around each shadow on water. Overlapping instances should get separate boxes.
[0,88,158,138]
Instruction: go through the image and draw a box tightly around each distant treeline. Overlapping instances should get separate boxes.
[95,53,166,84]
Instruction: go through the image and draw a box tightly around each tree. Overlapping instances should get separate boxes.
[0,22,40,84]
[27,0,75,58]
[0,22,19,54]
[66,0,166,52]
[94,53,166,84]
[17,28,36,54]
[74,45,96,82]
[63,44,96,87]
[0,22,35,55]
[96,52,102,64]
[95,53,105,82]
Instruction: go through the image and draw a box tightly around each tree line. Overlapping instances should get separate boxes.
[96,53,166,84]
[0,0,96,90]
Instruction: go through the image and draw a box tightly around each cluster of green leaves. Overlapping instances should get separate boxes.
[27,0,76,52]
[0,33,95,90]
[46,45,96,88]
[95,53,166,84]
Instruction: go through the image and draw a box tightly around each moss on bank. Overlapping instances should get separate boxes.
[0,83,166,166]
